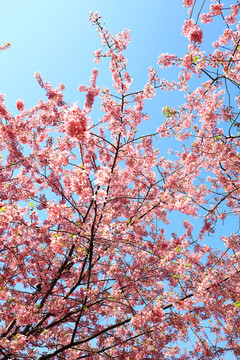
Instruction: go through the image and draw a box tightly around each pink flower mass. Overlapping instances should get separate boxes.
[182,18,203,44]
[183,0,193,7]
[65,107,88,139]
[16,99,24,111]
[188,27,203,43]
[0,1,240,359]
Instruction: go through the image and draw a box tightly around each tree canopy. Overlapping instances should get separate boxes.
[0,1,240,359]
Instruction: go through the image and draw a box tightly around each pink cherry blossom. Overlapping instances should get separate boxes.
[188,27,203,44]
[0,42,11,53]
[183,0,193,7]
[16,99,24,111]
[0,3,240,359]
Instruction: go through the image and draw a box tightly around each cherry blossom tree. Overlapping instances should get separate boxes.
[0,1,240,359]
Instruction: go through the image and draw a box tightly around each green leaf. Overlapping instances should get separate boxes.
[126,219,131,226]
[235,301,240,308]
